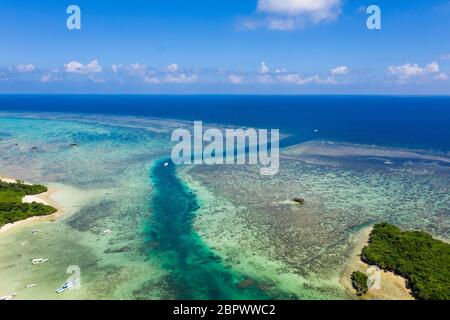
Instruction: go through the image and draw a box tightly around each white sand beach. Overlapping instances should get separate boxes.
[340,226,414,300]
[0,177,63,235]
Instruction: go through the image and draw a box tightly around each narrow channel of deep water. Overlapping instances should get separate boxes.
[145,159,269,299]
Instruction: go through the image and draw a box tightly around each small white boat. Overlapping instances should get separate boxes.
[25,284,37,288]
[56,279,76,294]
[163,162,169,167]
[314,129,319,133]
[100,229,111,235]
[32,258,49,265]
[0,293,16,300]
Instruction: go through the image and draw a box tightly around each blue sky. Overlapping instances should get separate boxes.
[1,0,450,94]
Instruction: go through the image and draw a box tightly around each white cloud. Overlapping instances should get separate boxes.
[236,17,263,30]
[128,63,147,72]
[14,64,36,73]
[427,61,440,73]
[143,69,198,84]
[64,60,102,74]
[258,74,275,84]
[40,73,52,83]
[144,76,161,84]
[260,61,270,74]
[277,73,336,85]
[441,53,450,60]
[258,0,340,17]
[248,0,341,30]
[111,64,121,73]
[163,73,197,84]
[229,75,245,84]
[275,68,288,73]
[267,18,299,30]
[387,61,440,80]
[39,70,62,83]
[40,73,54,83]
[253,63,339,85]
[88,76,106,84]
[109,62,196,84]
[330,65,349,75]
[111,63,149,75]
[435,73,449,81]
[166,63,179,73]
[238,0,342,31]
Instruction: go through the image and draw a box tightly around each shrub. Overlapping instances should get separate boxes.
[351,271,369,296]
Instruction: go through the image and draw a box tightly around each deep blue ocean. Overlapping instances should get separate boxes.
[0,95,449,152]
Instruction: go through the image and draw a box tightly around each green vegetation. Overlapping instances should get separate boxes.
[0,180,48,195]
[361,222,450,300]
[351,271,369,296]
[0,180,57,228]
[0,190,23,203]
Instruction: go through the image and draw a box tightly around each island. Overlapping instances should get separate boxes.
[350,222,450,300]
[0,179,57,229]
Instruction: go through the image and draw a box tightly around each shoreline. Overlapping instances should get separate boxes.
[340,226,414,300]
[0,177,64,235]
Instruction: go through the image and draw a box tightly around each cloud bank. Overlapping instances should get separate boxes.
[238,0,342,31]
[0,58,448,93]
[387,61,447,82]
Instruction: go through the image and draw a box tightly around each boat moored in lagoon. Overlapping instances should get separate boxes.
[0,293,17,300]
[56,279,77,294]
[31,258,48,265]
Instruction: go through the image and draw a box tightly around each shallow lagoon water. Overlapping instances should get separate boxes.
[0,114,172,299]
[145,159,269,299]
[185,150,450,299]
[0,112,449,299]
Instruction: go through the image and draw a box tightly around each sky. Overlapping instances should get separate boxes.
[1,0,450,94]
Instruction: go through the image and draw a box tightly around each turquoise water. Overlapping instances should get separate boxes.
[0,112,449,300]
[2,95,450,152]
[145,158,268,299]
